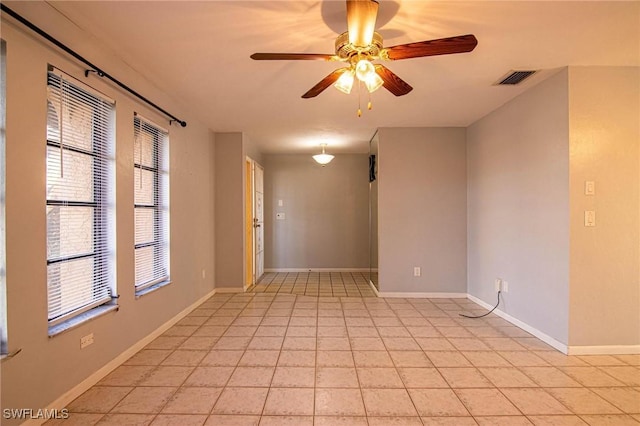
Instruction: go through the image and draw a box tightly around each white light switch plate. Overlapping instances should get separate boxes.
[585,181,595,195]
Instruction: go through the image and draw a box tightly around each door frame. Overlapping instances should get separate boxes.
[244,157,264,290]
[245,158,253,290]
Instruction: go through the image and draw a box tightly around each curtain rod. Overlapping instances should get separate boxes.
[0,3,187,127]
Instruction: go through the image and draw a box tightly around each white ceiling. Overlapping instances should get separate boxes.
[6,1,640,153]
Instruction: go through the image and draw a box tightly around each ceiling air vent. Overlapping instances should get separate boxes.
[496,70,537,85]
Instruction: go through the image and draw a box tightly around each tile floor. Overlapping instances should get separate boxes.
[252,272,376,297]
[47,292,640,425]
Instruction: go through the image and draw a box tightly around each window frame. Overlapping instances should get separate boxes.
[46,68,115,328]
[133,114,170,293]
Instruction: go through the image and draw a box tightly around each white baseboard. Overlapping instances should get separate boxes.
[213,287,245,293]
[567,345,640,355]
[368,280,380,297]
[264,268,372,273]
[24,288,217,426]
[379,292,468,299]
[467,294,569,354]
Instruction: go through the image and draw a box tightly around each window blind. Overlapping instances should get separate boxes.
[46,69,114,325]
[134,115,169,291]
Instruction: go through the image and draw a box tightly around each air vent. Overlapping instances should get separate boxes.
[496,70,537,85]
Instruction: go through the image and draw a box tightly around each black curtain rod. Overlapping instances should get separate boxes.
[1,3,187,127]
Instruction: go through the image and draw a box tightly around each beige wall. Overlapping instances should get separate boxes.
[214,132,245,288]
[263,154,370,269]
[467,70,571,344]
[378,128,467,294]
[369,132,379,271]
[467,66,640,349]
[568,67,640,346]
[1,14,215,419]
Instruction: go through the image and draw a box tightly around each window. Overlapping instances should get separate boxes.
[134,115,169,292]
[46,68,115,328]
[0,40,7,353]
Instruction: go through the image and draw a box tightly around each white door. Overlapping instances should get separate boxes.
[254,164,264,282]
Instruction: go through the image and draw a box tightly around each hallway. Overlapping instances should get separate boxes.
[252,272,376,298]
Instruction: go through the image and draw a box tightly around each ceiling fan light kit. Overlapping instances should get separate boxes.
[251,0,478,116]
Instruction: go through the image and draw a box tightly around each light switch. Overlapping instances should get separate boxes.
[585,181,595,195]
[276,212,285,220]
[278,199,283,207]
[584,210,596,227]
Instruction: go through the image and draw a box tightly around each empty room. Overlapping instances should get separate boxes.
[0,1,638,425]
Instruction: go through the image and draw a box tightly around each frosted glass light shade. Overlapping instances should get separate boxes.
[365,72,384,93]
[313,153,335,165]
[313,144,334,165]
[334,70,355,94]
[355,59,375,82]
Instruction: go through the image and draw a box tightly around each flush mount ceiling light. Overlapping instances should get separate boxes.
[313,144,335,165]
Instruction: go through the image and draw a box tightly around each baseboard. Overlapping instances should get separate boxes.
[264,268,372,273]
[213,287,245,293]
[379,292,468,299]
[24,288,217,426]
[467,294,569,354]
[368,280,380,297]
[567,345,640,355]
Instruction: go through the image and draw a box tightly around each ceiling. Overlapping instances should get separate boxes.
[5,1,640,154]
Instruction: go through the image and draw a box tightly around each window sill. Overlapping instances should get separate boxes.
[48,304,118,337]
[135,280,172,298]
[0,348,22,363]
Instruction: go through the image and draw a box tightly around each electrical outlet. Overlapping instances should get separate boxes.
[80,333,94,349]
[584,211,596,227]
[502,281,509,293]
[413,267,421,277]
[494,278,502,292]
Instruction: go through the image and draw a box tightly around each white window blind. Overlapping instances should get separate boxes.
[46,69,114,326]
[134,115,169,291]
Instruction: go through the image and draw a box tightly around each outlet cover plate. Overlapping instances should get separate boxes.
[80,333,94,349]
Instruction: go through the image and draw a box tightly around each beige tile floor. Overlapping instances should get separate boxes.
[252,272,376,297]
[47,292,640,425]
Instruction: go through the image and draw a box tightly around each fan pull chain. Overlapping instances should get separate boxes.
[357,80,362,117]
[368,91,372,110]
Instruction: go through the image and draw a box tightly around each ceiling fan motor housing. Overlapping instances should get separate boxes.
[335,31,384,62]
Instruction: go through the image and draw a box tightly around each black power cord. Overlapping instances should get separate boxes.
[460,291,501,319]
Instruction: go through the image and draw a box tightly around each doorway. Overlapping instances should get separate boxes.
[245,157,264,289]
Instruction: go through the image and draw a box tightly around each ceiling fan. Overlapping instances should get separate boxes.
[250,0,478,101]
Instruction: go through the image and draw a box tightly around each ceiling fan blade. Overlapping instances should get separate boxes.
[250,53,336,61]
[385,34,478,60]
[375,65,413,96]
[347,0,379,47]
[302,68,348,98]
